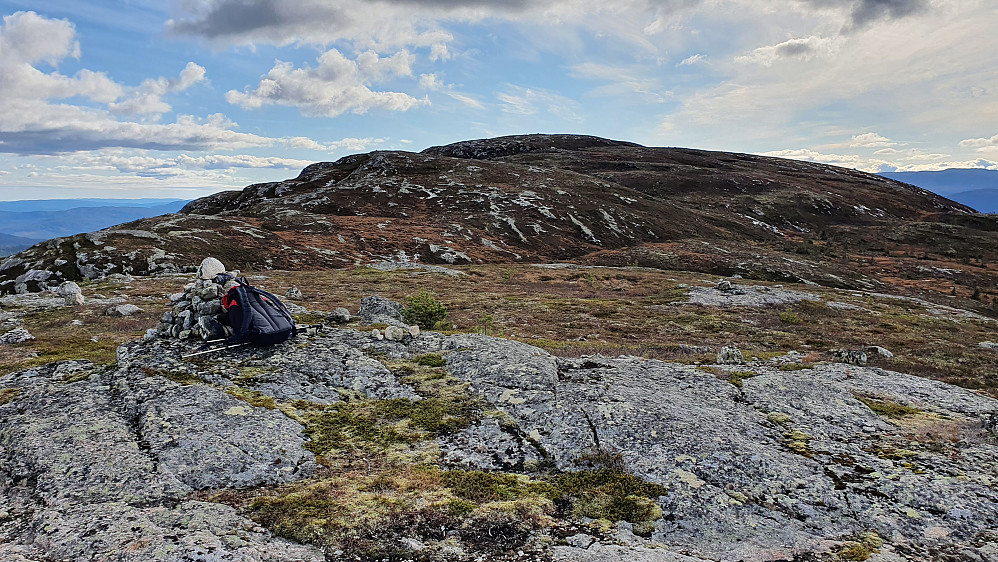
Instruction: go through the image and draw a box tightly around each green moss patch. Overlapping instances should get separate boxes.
[854,394,921,419]
[728,371,758,388]
[834,531,883,561]
[413,353,446,368]
[554,468,666,525]
[226,387,277,409]
[784,429,813,457]
[141,367,202,385]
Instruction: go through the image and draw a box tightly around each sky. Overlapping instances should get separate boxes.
[0,0,996,201]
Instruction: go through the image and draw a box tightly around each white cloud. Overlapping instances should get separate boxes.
[960,133,998,150]
[497,85,582,121]
[569,62,672,103]
[661,1,998,149]
[226,49,425,117]
[760,147,998,173]
[109,62,207,116]
[419,73,484,108]
[0,10,79,65]
[0,12,273,155]
[58,151,312,179]
[736,35,840,66]
[678,53,706,66]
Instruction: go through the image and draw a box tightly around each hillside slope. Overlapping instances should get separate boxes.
[2,134,996,312]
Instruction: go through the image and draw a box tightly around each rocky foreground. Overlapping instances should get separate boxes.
[2,316,997,561]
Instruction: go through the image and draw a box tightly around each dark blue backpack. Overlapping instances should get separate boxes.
[220,276,296,346]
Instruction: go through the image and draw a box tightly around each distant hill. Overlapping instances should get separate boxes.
[946,189,998,214]
[0,200,188,241]
[0,232,41,257]
[878,169,998,212]
[5,133,998,305]
[0,198,188,213]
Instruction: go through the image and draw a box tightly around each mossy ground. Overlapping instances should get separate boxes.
[203,354,670,558]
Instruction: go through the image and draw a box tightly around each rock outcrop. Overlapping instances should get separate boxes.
[3,327,996,560]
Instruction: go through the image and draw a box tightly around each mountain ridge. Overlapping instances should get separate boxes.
[1,134,996,315]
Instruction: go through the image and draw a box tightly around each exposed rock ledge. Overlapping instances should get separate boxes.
[1,329,997,561]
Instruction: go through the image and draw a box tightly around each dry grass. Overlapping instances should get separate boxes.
[5,265,997,397]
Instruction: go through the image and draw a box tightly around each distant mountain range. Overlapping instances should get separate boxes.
[879,169,998,213]
[0,198,188,257]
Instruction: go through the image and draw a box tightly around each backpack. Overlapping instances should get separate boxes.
[219,276,296,346]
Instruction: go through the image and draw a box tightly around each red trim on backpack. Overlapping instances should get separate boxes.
[222,292,239,309]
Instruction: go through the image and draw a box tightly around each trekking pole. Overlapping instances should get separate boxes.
[182,342,249,359]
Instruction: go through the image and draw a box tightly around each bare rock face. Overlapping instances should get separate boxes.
[2,328,997,560]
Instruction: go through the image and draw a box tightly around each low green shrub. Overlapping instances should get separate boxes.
[402,290,448,330]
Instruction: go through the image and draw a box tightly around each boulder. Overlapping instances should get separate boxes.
[196,257,226,280]
[0,327,34,344]
[716,346,744,365]
[358,295,406,327]
[831,349,867,366]
[55,281,82,297]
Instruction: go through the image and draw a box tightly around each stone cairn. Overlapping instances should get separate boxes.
[152,257,237,341]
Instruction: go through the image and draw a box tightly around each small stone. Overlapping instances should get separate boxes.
[64,293,85,306]
[372,328,384,340]
[285,286,303,300]
[106,304,143,317]
[384,325,406,341]
[717,279,733,292]
[979,341,998,350]
[197,257,227,280]
[162,311,175,324]
[399,538,425,551]
[565,533,594,548]
[868,346,894,358]
[408,325,420,338]
[328,307,352,323]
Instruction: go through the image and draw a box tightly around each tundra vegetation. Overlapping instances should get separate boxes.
[3,262,998,559]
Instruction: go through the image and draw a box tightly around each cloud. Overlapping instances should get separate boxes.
[0,10,79,65]
[569,63,672,103]
[109,62,207,116]
[497,85,583,121]
[759,147,997,173]
[678,54,706,66]
[0,12,273,155]
[420,73,484,108]
[795,0,932,31]
[226,49,425,117]
[58,151,313,179]
[165,0,456,53]
[736,35,840,66]
[960,133,998,150]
